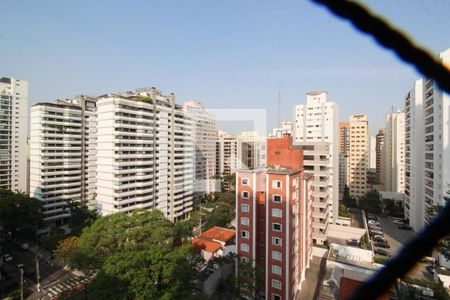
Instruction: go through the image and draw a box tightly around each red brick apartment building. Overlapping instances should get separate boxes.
[236,134,313,300]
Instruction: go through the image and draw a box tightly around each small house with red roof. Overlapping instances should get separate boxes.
[192,226,236,261]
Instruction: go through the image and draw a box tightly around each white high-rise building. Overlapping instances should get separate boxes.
[95,88,194,222]
[183,101,217,195]
[405,80,424,232]
[348,115,369,199]
[237,131,266,170]
[405,48,450,235]
[215,130,237,176]
[30,97,97,224]
[0,77,28,193]
[294,91,339,222]
[382,112,405,193]
[270,121,293,138]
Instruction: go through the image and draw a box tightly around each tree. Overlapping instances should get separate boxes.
[0,190,42,240]
[204,206,233,230]
[90,245,197,300]
[427,204,450,260]
[67,201,97,236]
[359,190,381,214]
[342,185,357,208]
[40,227,66,252]
[66,209,201,299]
[55,236,80,265]
[237,260,260,298]
[70,209,174,272]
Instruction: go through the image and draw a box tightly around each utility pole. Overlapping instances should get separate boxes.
[35,255,40,292]
[20,268,24,300]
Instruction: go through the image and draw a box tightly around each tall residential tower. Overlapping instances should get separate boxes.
[294,91,339,224]
[0,77,28,193]
[348,115,369,199]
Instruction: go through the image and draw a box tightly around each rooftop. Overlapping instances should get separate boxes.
[199,226,235,243]
[192,237,222,253]
[379,191,405,201]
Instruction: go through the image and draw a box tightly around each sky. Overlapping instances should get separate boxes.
[1,0,450,135]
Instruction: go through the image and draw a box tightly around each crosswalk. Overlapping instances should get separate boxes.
[44,276,88,299]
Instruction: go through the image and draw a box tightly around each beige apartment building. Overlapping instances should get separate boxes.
[348,115,369,199]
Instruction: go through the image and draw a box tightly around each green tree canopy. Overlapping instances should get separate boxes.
[55,236,80,265]
[70,209,174,272]
[67,209,202,299]
[67,201,97,236]
[40,227,66,252]
[0,189,42,240]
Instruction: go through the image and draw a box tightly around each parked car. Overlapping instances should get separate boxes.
[374,241,390,248]
[346,239,360,246]
[398,225,413,231]
[2,254,13,262]
[375,249,391,257]
[19,243,29,250]
[373,235,386,242]
[369,224,381,228]
[420,256,436,265]
[393,220,405,225]
[370,230,383,236]
[369,225,381,230]
[367,214,379,221]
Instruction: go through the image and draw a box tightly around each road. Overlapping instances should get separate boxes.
[0,239,77,299]
[373,217,433,281]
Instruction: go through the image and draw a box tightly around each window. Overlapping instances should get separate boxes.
[272,180,282,189]
[272,208,282,218]
[272,237,282,246]
[241,217,249,225]
[273,223,282,231]
[241,204,249,212]
[272,251,282,261]
[241,230,249,239]
[272,265,282,275]
[273,195,282,203]
[242,191,249,199]
[240,257,249,263]
[272,295,281,300]
[241,178,249,185]
[272,279,281,289]
[240,243,249,252]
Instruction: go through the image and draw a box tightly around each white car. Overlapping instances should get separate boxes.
[3,254,13,262]
[393,220,405,225]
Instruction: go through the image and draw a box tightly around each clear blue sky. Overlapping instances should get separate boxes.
[1,0,449,135]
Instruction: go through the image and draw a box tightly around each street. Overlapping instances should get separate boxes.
[374,217,433,281]
[0,239,78,299]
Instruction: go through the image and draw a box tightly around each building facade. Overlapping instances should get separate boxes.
[339,122,350,154]
[216,130,238,177]
[30,97,97,224]
[294,91,339,222]
[348,115,369,199]
[0,77,28,193]
[270,121,293,138]
[382,112,405,193]
[338,122,350,193]
[375,129,385,184]
[236,134,312,300]
[294,142,331,244]
[405,49,450,233]
[183,101,217,195]
[95,88,194,222]
[237,131,266,170]
[405,80,424,232]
